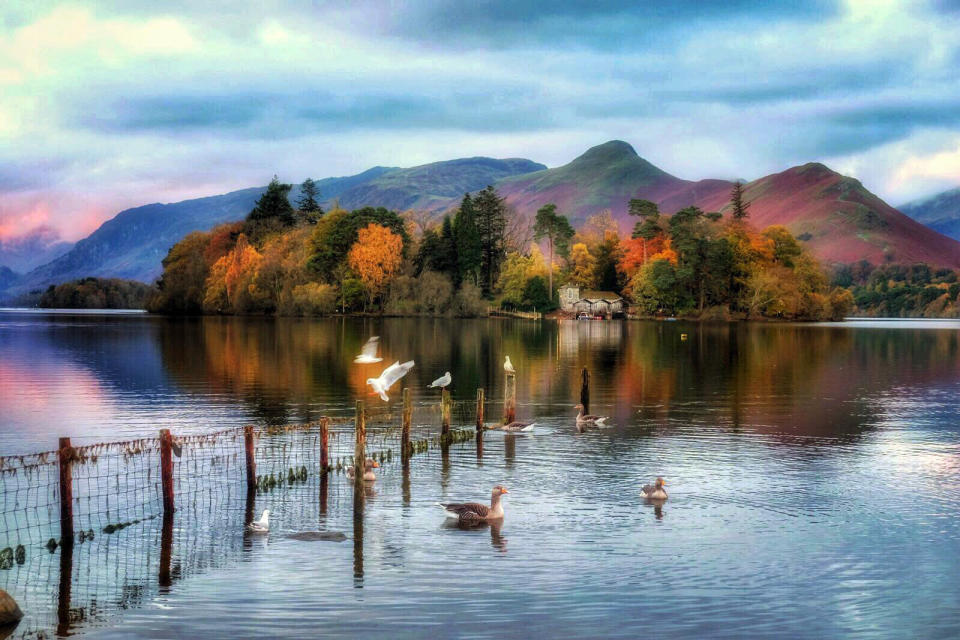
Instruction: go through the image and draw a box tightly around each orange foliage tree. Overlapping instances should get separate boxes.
[347,223,404,309]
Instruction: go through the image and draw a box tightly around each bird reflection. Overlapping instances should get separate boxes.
[643,497,666,521]
[442,519,508,553]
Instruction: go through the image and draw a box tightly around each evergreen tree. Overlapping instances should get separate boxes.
[453,194,482,287]
[731,181,750,220]
[533,203,575,298]
[246,176,296,242]
[297,178,323,220]
[473,185,507,296]
[438,216,460,283]
[628,198,662,262]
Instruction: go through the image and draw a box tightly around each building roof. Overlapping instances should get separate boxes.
[579,290,622,301]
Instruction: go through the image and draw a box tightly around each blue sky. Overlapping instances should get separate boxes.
[1,0,960,241]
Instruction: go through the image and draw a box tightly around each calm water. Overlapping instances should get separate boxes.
[1,310,959,639]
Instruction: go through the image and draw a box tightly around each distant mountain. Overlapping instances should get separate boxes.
[493,141,960,268]
[900,187,960,241]
[0,266,19,291]
[3,157,543,295]
[0,225,73,273]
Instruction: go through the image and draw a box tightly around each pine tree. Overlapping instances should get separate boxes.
[453,194,482,287]
[248,176,295,226]
[628,199,662,263]
[533,203,574,298]
[297,178,323,220]
[473,185,507,296]
[731,181,750,220]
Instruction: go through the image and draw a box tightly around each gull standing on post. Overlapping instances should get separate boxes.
[367,360,415,402]
[354,336,383,364]
[503,356,515,374]
[429,372,452,390]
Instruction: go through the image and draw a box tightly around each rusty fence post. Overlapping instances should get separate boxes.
[243,425,256,492]
[354,401,366,491]
[319,417,330,473]
[159,429,175,518]
[57,437,74,545]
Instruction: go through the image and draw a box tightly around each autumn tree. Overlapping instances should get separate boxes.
[628,199,662,262]
[347,223,404,309]
[149,231,212,313]
[533,203,575,298]
[309,206,408,281]
[567,242,597,288]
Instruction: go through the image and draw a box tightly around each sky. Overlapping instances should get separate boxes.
[1,0,960,243]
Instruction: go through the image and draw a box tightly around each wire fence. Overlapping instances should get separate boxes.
[0,390,501,639]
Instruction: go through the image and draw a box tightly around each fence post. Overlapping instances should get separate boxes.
[319,417,330,473]
[243,425,256,492]
[401,388,411,461]
[441,389,451,436]
[475,388,484,431]
[159,429,175,518]
[57,437,74,545]
[503,373,516,424]
[580,367,590,415]
[354,401,366,491]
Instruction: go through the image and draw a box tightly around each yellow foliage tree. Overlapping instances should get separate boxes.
[347,223,404,308]
[568,242,596,287]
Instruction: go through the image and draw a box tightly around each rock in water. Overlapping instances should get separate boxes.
[286,531,347,542]
[0,589,23,625]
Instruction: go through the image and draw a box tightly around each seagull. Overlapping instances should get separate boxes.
[366,360,415,401]
[503,356,515,374]
[429,371,452,389]
[354,336,383,364]
[247,509,270,533]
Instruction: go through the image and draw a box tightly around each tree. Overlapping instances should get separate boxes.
[568,242,597,288]
[628,199,662,262]
[149,231,212,313]
[731,181,750,221]
[347,223,404,309]
[247,176,295,240]
[297,178,323,221]
[533,203,575,298]
[438,216,459,283]
[309,206,409,281]
[522,276,553,311]
[474,185,508,295]
[593,230,624,293]
[454,194,482,286]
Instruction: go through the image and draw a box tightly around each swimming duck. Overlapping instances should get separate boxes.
[500,421,535,433]
[247,509,270,533]
[346,458,380,482]
[438,485,508,522]
[641,477,667,500]
[574,404,608,430]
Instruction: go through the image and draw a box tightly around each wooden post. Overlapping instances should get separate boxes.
[580,367,590,415]
[475,388,484,431]
[441,389,452,435]
[243,425,256,492]
[159,429,175,518]
[319,417,330,473]
[503,373,516,424]
[56,525,73,636]
[401,388,412,461]
[57,437,74,544]
[354,401,366,491]
[159,510,173,588]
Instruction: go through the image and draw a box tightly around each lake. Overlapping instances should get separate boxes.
[1,310,959,638]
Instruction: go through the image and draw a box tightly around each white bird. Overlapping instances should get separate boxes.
[503,356,515,374]
[354,336,383,364]
[429,371,452,389]
[247,509,270,533]
[367,360,415,401]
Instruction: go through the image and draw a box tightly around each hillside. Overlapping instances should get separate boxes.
[0,266,18,291]
[0,226,73,273]
[2,157,542,296]
[900,187,960,241]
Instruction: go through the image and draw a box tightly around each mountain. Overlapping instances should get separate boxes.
[0,266,19,291]
[0,225,73,273]
[900,187,960,241]
[3,157,544,295]
[493,141,960,268]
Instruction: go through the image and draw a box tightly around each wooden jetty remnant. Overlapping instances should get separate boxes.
[57,437,74,544]
[503,373,516,424]
[580,367,590,415]
[441,389,452,436]
[243,425,256,492]
[159,429,175,518]
[401,388,412,462]
[354,401,366,491]
[319,417,330,473]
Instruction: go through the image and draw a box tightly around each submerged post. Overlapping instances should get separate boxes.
[159,429,175,518]
[401,388,412,461]
[354,401,366,491]
[475,388,484,431]
[319,417,330,473]
[580,367,590,415]
[57,437,74,545]
[243,425,256,492]
[503,373,516,424]
[441,389,452,436]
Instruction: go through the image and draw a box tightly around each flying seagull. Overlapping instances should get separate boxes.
[367,360,415,401]
[429,371,452,389]
[354,336,383,364]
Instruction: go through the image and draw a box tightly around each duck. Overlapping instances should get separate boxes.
[503,356,515,374]
[641,477,668,500]
[247,509,270,533]
[500,421,535,433]
[346,458,380,482]
[574,403,608,430]
[438,485,508,522]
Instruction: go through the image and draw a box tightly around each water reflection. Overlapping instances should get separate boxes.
[441,519,508,553]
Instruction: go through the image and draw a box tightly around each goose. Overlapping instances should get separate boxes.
[346,458,380,482]
[247,509,270,533]
[438,485,508,522]
[366,360,415,401]
[500,421,535,433]
[503,356,515,374]
[428,371,452,390]
[641,477,668,500]
[354,336,383,364]
[574,403,608,429]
